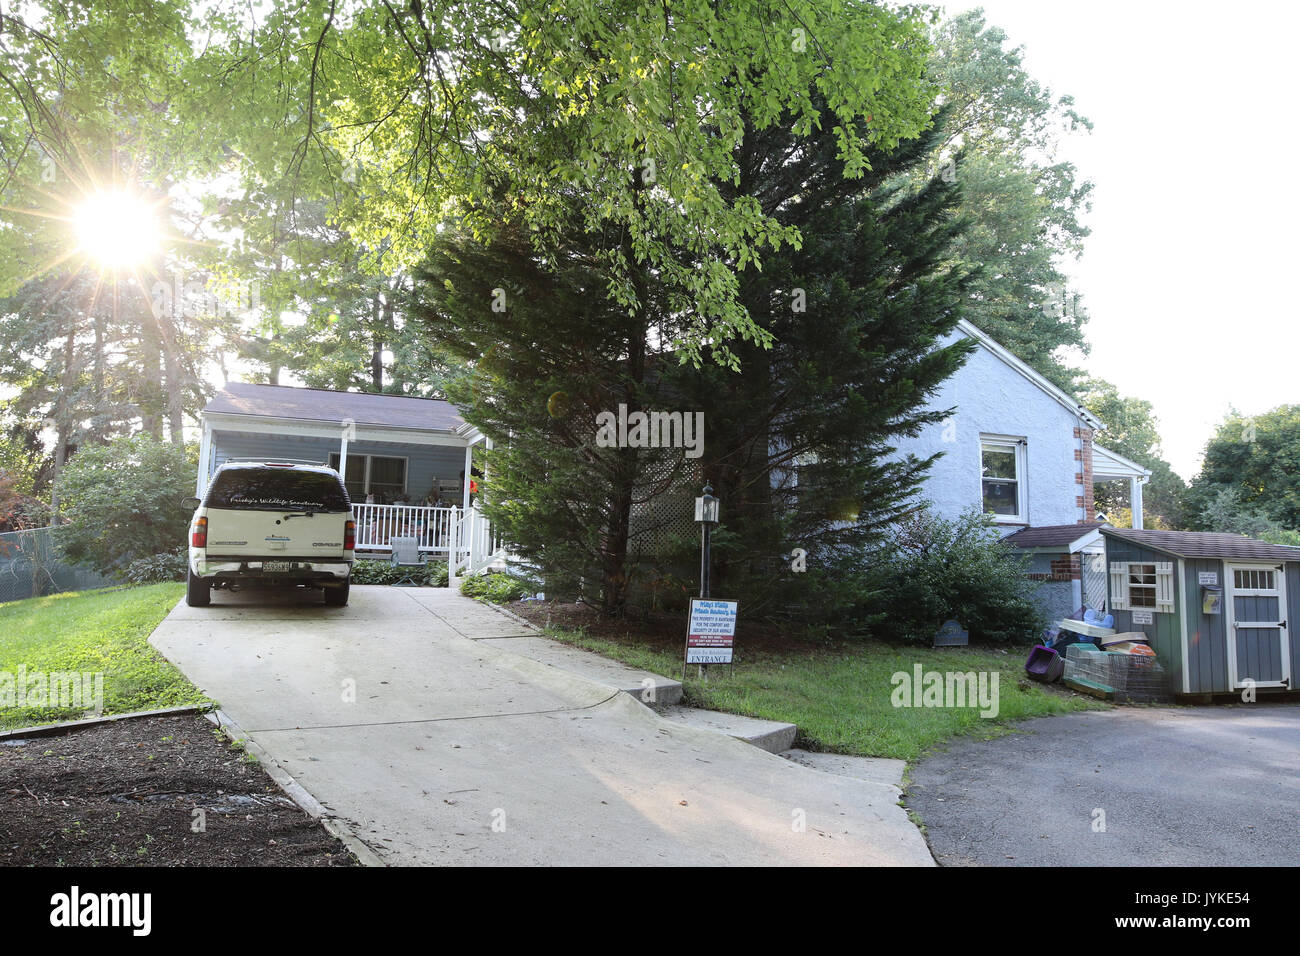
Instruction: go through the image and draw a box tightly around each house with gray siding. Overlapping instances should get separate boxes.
[197,383,500,571]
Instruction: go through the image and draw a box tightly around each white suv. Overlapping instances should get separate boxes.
[185,461,355,607]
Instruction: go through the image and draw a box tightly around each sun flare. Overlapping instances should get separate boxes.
[72,190,163,269]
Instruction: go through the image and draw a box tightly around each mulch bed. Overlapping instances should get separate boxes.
[0,714,355,867]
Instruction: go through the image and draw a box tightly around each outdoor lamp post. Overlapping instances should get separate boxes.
[695,484,720,598]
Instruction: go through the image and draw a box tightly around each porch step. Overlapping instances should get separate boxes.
[472,634,684,706]
[658,706,798,754]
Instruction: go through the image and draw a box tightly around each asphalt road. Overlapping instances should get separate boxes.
[906,704,1300,866]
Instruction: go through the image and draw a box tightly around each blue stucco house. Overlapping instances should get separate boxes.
[890,320,1152,620]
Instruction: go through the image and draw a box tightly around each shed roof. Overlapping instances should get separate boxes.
[1101,527,1300,562]
[204,383,466,433]
[1004,522,1104,550]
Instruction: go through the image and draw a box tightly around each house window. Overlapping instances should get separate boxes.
[981,437,1026,522]
[328,453,408,503]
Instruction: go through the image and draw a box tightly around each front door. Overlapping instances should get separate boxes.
[1226,564,1291,690]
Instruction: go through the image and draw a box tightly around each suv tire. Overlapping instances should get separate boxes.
[323,579,349,607]
[187,567,211,607]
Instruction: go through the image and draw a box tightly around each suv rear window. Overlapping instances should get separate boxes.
[206,468,351,512]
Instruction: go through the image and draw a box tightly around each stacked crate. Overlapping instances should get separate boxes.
[1064,643,1170,702]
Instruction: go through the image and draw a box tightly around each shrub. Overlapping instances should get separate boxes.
[460,572,534,603]
[350,558,449,587]
[124,549,189,584]
[56,435,197,577]
[852,506,1046,645]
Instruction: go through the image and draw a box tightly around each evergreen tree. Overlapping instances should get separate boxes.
[659,108,976,620]
[410,212,682,614]
[411,102,975,623]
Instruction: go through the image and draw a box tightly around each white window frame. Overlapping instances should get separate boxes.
[1109,560,1175,613]
[980,435,1027,525]
[328,452,409,499]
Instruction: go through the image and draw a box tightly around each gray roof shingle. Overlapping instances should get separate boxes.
[1101,527,1300,562]
[204,383,466,432]
[1004,523,1104,549]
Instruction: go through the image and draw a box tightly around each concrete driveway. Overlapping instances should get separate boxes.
[907,704,1300,866]
[149,585,931,866]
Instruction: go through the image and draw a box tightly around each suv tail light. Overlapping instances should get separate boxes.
[344,519,355,551]
[191,516,208,548]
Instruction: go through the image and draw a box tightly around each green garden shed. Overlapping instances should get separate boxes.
[1101,528,1300,697]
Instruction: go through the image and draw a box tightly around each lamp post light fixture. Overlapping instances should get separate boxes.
[695,484,719,598]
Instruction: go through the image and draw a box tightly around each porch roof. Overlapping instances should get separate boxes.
[206,383,467,433]
[1004,522,1105,553]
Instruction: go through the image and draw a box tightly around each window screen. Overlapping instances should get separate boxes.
[981,442,1021,517]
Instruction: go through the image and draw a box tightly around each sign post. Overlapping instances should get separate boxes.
[684,598,738,681]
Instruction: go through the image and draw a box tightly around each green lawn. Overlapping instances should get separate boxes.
[0,584,208,730]
[542,626,1104,762]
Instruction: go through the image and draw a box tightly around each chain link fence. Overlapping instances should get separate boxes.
[0,527,115,604]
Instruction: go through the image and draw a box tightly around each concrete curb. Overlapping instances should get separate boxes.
[204,709,386,868]
[480,599,685,705]
[482,599,542,633]
[0,704,213,742]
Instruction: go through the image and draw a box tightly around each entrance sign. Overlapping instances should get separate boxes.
[686,599,738,665]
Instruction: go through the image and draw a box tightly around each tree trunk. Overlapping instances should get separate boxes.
[600,162,651,616]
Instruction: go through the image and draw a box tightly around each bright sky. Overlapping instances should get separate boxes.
[946,0,1300,480]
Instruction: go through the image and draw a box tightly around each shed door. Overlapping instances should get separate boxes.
[1226,564,1291,689]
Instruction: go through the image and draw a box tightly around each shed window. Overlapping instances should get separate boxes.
[1128,563,1157,608]
[1109,561,1175,613]
[1233,568,1276,592]
[981,437,1026,523]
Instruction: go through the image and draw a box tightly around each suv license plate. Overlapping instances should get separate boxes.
[263,561,293,572]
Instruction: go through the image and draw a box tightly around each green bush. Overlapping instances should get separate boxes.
[124,549,189,584]
[460,572,534,603]
[56,435,197,577]
[853,507,1046,645]
[350,558,449,587]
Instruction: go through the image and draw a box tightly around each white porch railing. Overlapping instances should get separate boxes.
[351,503,460,554]
[450,506,507,580]
[353,503,507,584]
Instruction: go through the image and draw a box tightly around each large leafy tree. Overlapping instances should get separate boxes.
[200,0,940,365]
[1079,378,1187,529]
[1187,406,1300,533]
[905,9,1095,386]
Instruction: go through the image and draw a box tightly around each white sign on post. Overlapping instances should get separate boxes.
[685,599,738,665]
